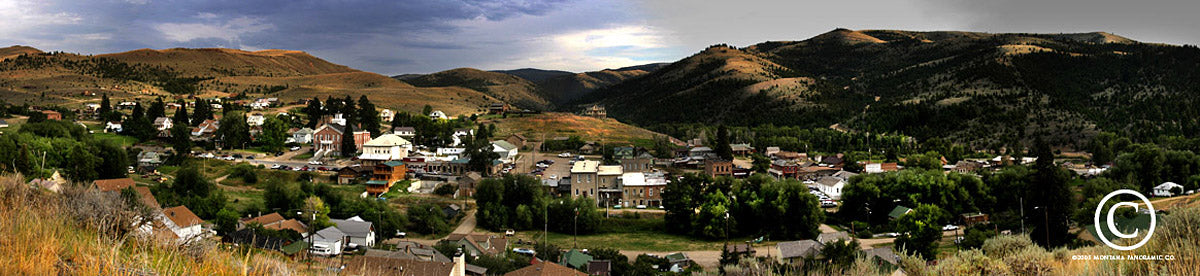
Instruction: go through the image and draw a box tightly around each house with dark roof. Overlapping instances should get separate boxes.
[560,249,594,269]
[312,226,348,256]
[444,234,507,257]
[889,206,913,220]
[818,231,852,244]
[331,216,376,247]
[240,212,307,234]
[777,240,823,263]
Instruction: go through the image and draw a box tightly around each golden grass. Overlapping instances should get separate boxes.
[0,174,302,275]
[486,112,667,144]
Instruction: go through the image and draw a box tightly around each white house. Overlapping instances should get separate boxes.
[311,226,347,256]
[429,110,449,120]
[152,117,173,131]
[1154,182,1185,197]
[380,109,394,123]
[492,140,519,163]
[358,134,412,166]
[451,128,474,147]
[329,113,347,126]
[330,216,376,248]
[437,147,465,157]
[104,121,123,133]
[392,126,416,138]
[159,206,206,243]
[246,113,265,126]
[291,127,314,144]
[815,176,846,200]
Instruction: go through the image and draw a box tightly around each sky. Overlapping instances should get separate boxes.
[2,0,1198,75]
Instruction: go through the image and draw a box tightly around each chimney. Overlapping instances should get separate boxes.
[452,248,466,276]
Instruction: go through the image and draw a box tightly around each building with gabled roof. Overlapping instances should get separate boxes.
[331,216,376,247]
[359,134,413,166]
[505,261,587,276]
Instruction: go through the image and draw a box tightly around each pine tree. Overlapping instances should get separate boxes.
[172,99,189,129]
[714,125,733,160]
[1028,138,1075,248]
[191,99,212,126]
[340,118,358,158]
[147,97,165,120]
[98,93,115,121]
[356,95,381,136]
[303,97,323,128]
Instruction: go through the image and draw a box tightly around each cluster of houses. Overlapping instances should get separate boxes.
[772,231,901,268]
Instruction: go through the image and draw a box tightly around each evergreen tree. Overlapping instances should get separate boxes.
[340,95,356,119]
[356,95,381,136]
[191,99,212,126]
[260,116,289,153]
[714,125,733,160]
[1028,138,1074,248]
[98,93,118,121]
[422,104,433,116]
[125,103,154,141]
[465,124,500,175]
[172,99,189,129]
[168,124,192,164]
[340,117,358,157]
[94,140,129,179]
[147,97,165,120]
[65,143,100,182]
[324,96,341,115]
[216,111,251,149]
[303,97,323,128]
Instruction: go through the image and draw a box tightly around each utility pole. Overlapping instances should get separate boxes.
[1019,198,1026,234]
[573,207,579,249]
[1041,207,1050,246]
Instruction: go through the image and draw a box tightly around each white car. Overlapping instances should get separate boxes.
[290,146,301,151]
[558,152,572,158]
[942,225,960,231]
[505,229,515,236]
[222,156,235,161]
[513,248,536,255]
[270,164,283,170]
[549,174,558,180]
[308,160,323,165]
[636,205,647,209]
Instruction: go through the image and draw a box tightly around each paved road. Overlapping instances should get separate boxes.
[452,209,477,235]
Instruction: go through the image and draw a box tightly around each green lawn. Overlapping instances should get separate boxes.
[226,189,266,212]
[93,132,139,147]
[291,152,314,160]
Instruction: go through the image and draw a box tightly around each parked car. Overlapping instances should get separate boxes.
[513,248,536,255]
[222,156,235,161]
[505,229,515,236]
[270,164,283,170]
[636,205,647,209]
[232,154,243,159]
[290,146,301,151]
[942,225,960,231]
[558,152,571,158]
[245,156,254,160]
[309,160,323,165]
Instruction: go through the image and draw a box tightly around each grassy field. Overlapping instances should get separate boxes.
[487,112,670,144]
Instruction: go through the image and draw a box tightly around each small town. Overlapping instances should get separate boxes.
[2,1,1200,275]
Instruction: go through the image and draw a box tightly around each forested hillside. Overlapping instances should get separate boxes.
[580,29,1200,149]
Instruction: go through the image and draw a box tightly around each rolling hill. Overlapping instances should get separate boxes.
[0,46,500,117]
[491,68,574,83]
[399,63,665,109]
[580,29,1200,148]
[401,68,552,110]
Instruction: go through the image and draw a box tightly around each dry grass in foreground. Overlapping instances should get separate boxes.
[0,174,302,275]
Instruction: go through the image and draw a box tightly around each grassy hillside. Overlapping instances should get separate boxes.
[582,29,1200,148]
[537,69,650,106]
[485,112,669,144]
[491,68,574,83]
[0,46,499,116]
[0,174,300,275]
[401,68,550,110]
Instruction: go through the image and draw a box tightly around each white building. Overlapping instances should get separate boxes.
[429,110,448,120]
[291,127,314,144]
[491,140,519,163]
[311,226,347,256]
[156,206,206,243]
[152,117,172,131]
[380,109,394,123]
[392,126,416,138]
[246,113,265,126]
[1154,182,1185,197]
[358,134,412,166]
[330,216,375,248]
[105,121,123,133]
[815,176,846,200]
[437,147,465,157]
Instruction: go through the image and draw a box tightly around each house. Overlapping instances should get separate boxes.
[818,231,851,244]
[491,140,519,164]
[587,260,612,276]
[864,247,900,266]
[153,117,173,131]
[313,123,371,155]
[770,160,802,179]
[960,212,990,227]
[619,151,655,173]
[665,252,692,269]
[94,177,137,191]
[367,161,407,195]
[505,261,587,276]
[730,143,755,156]
[582,104,606,118]
[240,212,307,234]
[246,113,265,126]
[444,234,507,257]
[505,134,527,148]
[888,206,913,220]
[311,226,348,256]
[451,128,473,146]
[104,121,122,133]
[951,160,983,174]
[458,172,483,198]
[777,240,823,263]
[1154,182,1185,197]
[704,158,733,178]
[725,243,756,257]
[437,147,466,156]
[488,103,509,115]
[191,119,219,137]
[338,166,374,184]
[820,154,845,167]
[620,172,667,207]
[359,134,413,166]
[688,147,713,158]
[764,146,781,156]
[380,109,395,123]
[42,110,62,120]
[160,206,206,243]
[331,216,376,247]
[815,176,846,200]
[393,126,416,138]
[832,170,859,182]
[578,143,597,154]
[865,163,899,174]
[137,151,164,172]
[429,110,449,120]
[291,127,314,144]
[367,243,448,262]
[774,151,807,161]
[343,254,472,276]
[560,249,594,269]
